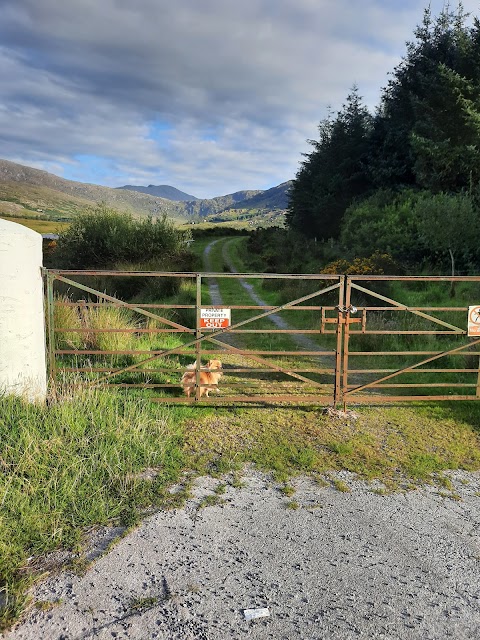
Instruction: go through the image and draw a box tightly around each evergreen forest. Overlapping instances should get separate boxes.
[251,5,480,277]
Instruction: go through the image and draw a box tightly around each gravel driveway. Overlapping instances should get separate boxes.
[7,469,480,639]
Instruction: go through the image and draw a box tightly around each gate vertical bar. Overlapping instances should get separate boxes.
[342,276,352,410]
[45,270,56,380]
[195,273,202,401]
[333,276,345,406]
[476,355,480,398]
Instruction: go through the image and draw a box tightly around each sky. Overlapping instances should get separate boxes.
[1,1,479,199]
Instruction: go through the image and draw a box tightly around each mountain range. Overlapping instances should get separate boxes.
[0,159,291,227]
[116,184,199,201]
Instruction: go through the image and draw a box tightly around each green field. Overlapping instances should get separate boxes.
[0,215,70,234]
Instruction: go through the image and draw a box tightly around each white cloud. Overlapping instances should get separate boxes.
[0,0,478,198]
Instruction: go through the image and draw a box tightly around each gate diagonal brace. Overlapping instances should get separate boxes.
[88,280,341,385]
[345,338,480,397]
[53,274,190,332]
[203,336,331,389]
[350,282,465,333]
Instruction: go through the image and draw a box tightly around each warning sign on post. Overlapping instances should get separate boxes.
[200,308,231,329]
[468,305,480,336]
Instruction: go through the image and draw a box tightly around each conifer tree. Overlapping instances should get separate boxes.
[287,87,372,239]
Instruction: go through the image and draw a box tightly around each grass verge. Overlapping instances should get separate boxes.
[184,402,480,484]
[0,384,190,630]
[2,386,480,630]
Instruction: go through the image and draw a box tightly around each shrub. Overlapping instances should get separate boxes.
[340,189,425,266]
[53,203,193,271]
[322,252,399,275]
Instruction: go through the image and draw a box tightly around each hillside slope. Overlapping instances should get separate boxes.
[0,158,291,227]
[182,190,262,217]
[230,181,292,210]
[117,184,199,201]
[0,160,187,220]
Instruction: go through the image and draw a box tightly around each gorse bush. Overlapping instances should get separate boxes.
[322,252,399,275]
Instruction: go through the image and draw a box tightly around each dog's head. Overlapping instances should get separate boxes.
[207,359,222,372]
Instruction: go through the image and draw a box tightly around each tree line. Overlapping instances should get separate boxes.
[283,4,480,276]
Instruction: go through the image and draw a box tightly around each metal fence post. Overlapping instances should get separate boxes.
[342,276,352,411]
[45,270,56,380]
[333,275,345,406]
[476,356,480,398]
[195,273,202,401]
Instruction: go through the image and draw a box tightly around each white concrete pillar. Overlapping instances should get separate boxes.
[0,219,47,402]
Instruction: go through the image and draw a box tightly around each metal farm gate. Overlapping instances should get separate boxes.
[44,270,480,406]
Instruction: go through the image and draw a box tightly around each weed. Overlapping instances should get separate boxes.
[286,500,300,510]
[333,479,351,493]
[371,487,388,495]
[68,557,92,576]
[438,491,462,501]
[280,485,296,497]
[437,475,454,491]
[34,600,63,612]
[197,494,225,509]
[229,472,246,488]
[129,596,159,612]
[214,483,227,495]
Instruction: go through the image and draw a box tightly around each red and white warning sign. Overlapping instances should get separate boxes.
[200,308,231,329]
[468,305,480,336]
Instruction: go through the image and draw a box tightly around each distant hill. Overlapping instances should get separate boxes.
[117,184,199,201]
[182,190,262,217]
[0,158,291,228]
[0,159,186,221]
[230,181,292,210]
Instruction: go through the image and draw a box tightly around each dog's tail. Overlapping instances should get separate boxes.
[181,370,194,384]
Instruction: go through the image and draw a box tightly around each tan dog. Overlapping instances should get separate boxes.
[181,359,223,398]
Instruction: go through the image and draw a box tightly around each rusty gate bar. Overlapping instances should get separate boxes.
[45,269,342,404]
[44,270,480,406]
[341,275,480,407]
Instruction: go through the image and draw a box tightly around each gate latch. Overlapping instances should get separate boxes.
[336,305,358,314]
[334,304,361,326]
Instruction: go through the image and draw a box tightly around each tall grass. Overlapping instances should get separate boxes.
[54,297,137,352]
[0,383,186,629]
[52,287,198,393]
